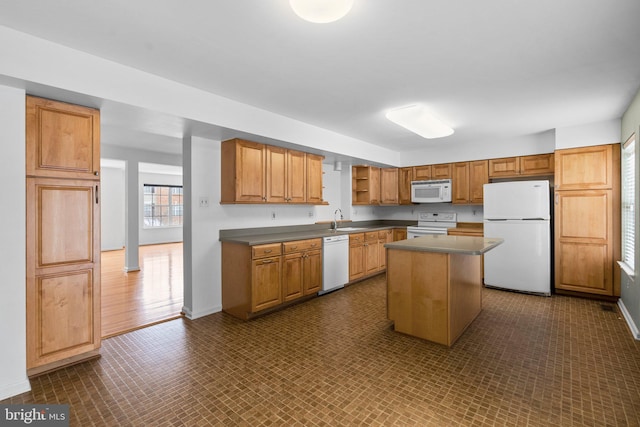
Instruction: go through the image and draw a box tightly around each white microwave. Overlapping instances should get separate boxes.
[411,179,452,203]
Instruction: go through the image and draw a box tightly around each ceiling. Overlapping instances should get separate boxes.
[1,0,640,158]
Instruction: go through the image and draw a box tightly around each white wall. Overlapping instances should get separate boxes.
[101,165,126,251]
[0,85,30,400]
[555,118,621,149]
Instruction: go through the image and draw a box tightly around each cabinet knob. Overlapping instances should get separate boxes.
[94,171,99,176]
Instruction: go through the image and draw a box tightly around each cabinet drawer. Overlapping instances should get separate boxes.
[349,233,365,245]
[252,243,282,259]
[283,238,322,253]
[365,231,379,242]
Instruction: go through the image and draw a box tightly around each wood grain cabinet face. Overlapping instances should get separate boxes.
[379,168,399,205]
[412,165,432,181]
[431,163,452,179]
[453,161,488,205]
[555,145,614,190]
[489,154,554,178]
[282,239,322,298]
[26,96,100,180]
[306,154,324,204]
[553,143,621,297]
[349,233,365,280]
[26,96,101,374]
[352,166,380,205]
[221,139,324,204]
[398,167,413,205]
[251,256,282,312]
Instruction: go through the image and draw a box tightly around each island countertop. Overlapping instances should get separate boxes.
[384,235,503,255]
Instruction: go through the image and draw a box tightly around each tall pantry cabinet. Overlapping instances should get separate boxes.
[554,143,621,297]
[25,96,102,375]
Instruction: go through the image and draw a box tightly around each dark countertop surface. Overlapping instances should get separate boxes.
[384,234,503,255]
[220,220,416,246]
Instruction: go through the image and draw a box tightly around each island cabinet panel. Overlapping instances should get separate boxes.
[398,167,413,205]
[386,249,482,347]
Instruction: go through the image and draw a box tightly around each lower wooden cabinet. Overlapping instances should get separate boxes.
[349,233,365,281]
[222,239,321,320]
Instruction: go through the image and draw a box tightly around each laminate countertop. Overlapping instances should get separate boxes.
[384,234,503,255]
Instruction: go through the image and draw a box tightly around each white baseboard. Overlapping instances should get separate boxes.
[182,304,222,320]
[0,378,31,401]
[618,299,640,340]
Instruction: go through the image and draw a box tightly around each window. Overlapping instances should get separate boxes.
[143,185,183,227]
[621,134,635,275]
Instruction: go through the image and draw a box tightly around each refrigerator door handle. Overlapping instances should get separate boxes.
[486,219,507,221]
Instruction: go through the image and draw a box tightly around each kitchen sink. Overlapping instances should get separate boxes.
[334,227,369,231]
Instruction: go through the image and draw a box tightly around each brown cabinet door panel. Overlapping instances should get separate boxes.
[555,242,611,294]
[237,141,266,202]
[282,254,304,302]
[306,154,324,204]
[555,145,614,190]
[303,250,322,295]
[266,146,287,203]
[286,150,307,203]
[26,96,100,180]
[252,257,282,312]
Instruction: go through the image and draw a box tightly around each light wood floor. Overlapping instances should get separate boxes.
[101,242,184,338]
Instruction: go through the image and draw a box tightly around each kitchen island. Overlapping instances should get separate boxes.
[385,235,503,346]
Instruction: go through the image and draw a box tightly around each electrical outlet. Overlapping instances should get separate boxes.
[271,211,276,220]
[199,197,209,208]
[308,211,314,218]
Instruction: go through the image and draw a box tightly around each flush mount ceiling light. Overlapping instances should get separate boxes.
[385,105,454,139]
[289,0,355,23]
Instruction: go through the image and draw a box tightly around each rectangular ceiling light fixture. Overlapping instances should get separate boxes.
[385,105,454,139]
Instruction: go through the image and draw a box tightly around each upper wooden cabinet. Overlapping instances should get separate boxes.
[306,154,324,204]
[398,167,413,205]
[488,153,554,178]
[452,160,488,205]
[412,165,432,181]
[26,96,100,180]
[432,163,452,179]
[380,168,399,205]
[352,165,380,205]
[554,145,616,190]
[221,139,324,204]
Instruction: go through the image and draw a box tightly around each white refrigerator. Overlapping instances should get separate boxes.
[483,180,551,296]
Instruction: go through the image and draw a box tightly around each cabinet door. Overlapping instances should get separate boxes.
[555,145,615,190]
[306,154,324,204]
[555,190,614,295]
[252,256,282,311]
[412,165,431,181]
[349,234,365,280]
[26,178,101,369]
[235,140,266,202]
[364,236,379,275]
[26,96,100,180]
[303,250,322,295]
[393,228,407,241]
[379,168,399,205]
[286,150,307,203]
[469,160,488,204]
[266,146,287,203]
[398,167,413,205]
[378,230,393,270]
[431,163,452,179]
[520,153,554,176]
[369,167,381,205]
[282,253,304,302]
[488,157,519,178]
[452,162,469,204]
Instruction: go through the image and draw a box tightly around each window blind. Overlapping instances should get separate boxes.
[622,136,635,271]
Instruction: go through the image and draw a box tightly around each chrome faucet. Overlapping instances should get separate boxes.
[333,208,343,230]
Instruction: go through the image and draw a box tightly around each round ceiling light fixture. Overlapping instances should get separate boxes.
[289,0,355,23]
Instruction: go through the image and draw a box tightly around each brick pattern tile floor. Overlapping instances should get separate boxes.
[4,275,640,426]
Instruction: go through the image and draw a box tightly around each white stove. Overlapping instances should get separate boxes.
[406,212,457,238]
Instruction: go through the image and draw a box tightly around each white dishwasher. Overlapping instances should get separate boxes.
[321,234,350,295]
